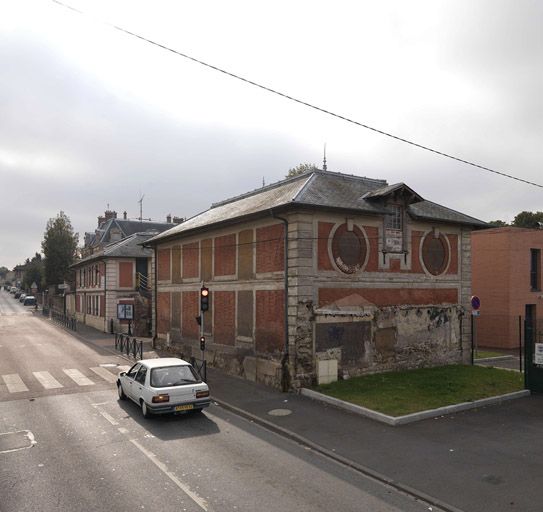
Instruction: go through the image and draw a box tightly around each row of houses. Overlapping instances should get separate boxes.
[69,169,543,389]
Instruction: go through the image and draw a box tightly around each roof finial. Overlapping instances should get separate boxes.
[323,143,327,171]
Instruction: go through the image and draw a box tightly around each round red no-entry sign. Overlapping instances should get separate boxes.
[471,295,481,310]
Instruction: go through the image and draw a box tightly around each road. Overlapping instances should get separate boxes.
[0,290,437,512]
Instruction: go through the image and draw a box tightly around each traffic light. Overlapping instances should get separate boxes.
[200,336,206,351]
[200,286,209,312]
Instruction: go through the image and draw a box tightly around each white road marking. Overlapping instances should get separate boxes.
[0,430,37,454]
[117,365,131,373]
[130,439,208,511]
[98,410,119,426]
[118,427,129,434]
[90,366,118,383]
[33,371,63,389]
[2,374,29,393]
[63,369,94,386]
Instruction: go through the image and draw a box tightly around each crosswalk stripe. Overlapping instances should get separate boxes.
[90,367,118,383]
[33,371,63,389]
[118,365,131,373]
[2,374,29,393]
[63,369,94,386]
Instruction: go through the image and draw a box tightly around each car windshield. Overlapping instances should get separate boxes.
[150,365,201,387]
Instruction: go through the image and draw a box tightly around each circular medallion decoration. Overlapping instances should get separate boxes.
[331,224,367,274]
[421,232,449,275]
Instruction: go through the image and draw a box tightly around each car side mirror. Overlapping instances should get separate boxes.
[119,372,126,377]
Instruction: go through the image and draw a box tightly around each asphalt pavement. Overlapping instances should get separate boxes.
[50,315,543,512]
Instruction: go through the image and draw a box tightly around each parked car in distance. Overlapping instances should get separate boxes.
[19,293,27,303]
[117,358,210,418]
[14,290,22,298]
[23,296,37,306]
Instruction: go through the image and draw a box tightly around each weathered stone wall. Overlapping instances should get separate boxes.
[312,304,464,381]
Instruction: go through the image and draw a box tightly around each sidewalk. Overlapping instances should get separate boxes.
[59,319,543,512]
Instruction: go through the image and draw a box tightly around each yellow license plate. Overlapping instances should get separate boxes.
[175,404,194,412]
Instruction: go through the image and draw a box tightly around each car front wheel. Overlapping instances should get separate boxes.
[117,382,126,400]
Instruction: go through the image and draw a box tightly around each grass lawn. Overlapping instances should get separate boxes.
[315,364,524,417]
[475,350,507,359]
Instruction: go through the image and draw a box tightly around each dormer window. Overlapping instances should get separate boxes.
[384,204,404,253]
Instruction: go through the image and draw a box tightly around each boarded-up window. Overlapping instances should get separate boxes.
[422,233,449,276]
[331,224,367,274]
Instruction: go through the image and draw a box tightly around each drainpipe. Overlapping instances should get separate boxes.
[153,245,158,349]
[270,209,290,392]
[104,262,107,333]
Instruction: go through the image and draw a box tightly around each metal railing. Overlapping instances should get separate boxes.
[189,356,207,382]
[115,333,143,360]
[51,310,77,331]
[42,306,50,317]
[136,272,150,293]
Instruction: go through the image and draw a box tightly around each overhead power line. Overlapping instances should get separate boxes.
[52,0,543,189]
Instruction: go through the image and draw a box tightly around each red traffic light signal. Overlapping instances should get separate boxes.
[200,286,209,311]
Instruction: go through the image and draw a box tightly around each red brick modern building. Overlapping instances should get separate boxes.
[472,227,543,349]
[147,170,486,389]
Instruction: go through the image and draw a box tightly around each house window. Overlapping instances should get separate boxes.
[421,232,449,276]
[331,223,367,274]
[385,205,402,231]
[531,249,541,291]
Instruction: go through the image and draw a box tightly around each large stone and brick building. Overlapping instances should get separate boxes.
[147,170,487,389]
[472,227,543,349]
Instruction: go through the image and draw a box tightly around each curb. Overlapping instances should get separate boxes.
[299,388,531,425]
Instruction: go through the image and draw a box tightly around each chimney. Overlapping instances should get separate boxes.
[123,211,127,220]
[173,216,184,224]
[104,210,117,221]
[166,214,172,223]
[97,216,105,227]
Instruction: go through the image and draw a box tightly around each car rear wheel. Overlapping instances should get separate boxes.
[117,382,126,400]
[141,400,151,419]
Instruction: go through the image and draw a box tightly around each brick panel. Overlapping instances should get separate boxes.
[447,234,459,274]
[157,292,171,334]
[214,291,236,345]
[256,224,284,273]
[237,290,253,338]
[172,246,182,283]
[119,261,133,288]
[255,290,284,354]
[319,287,458,307]
[157,249,171,282]
[238,229,254,280]
[182,291,199,339]
[318,222,334,270]
[171,292,181,329]
[182,242,199,278]
[215,234,236,276]
[201,239,212,281]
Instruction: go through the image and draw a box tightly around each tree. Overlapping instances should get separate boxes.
[0,266,8,279]
[22,253,44,291]
[512,211,543,229]
[41,211,79,287]
[286,163,318,178]
[487,220,508,227]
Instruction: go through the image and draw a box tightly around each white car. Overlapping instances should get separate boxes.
[117,358,210,418]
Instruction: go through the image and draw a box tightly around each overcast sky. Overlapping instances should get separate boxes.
[1,0,542,268]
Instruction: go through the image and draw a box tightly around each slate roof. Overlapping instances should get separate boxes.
[147,169,487,245]
[86,218,175,248]
[72,232,156,268]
